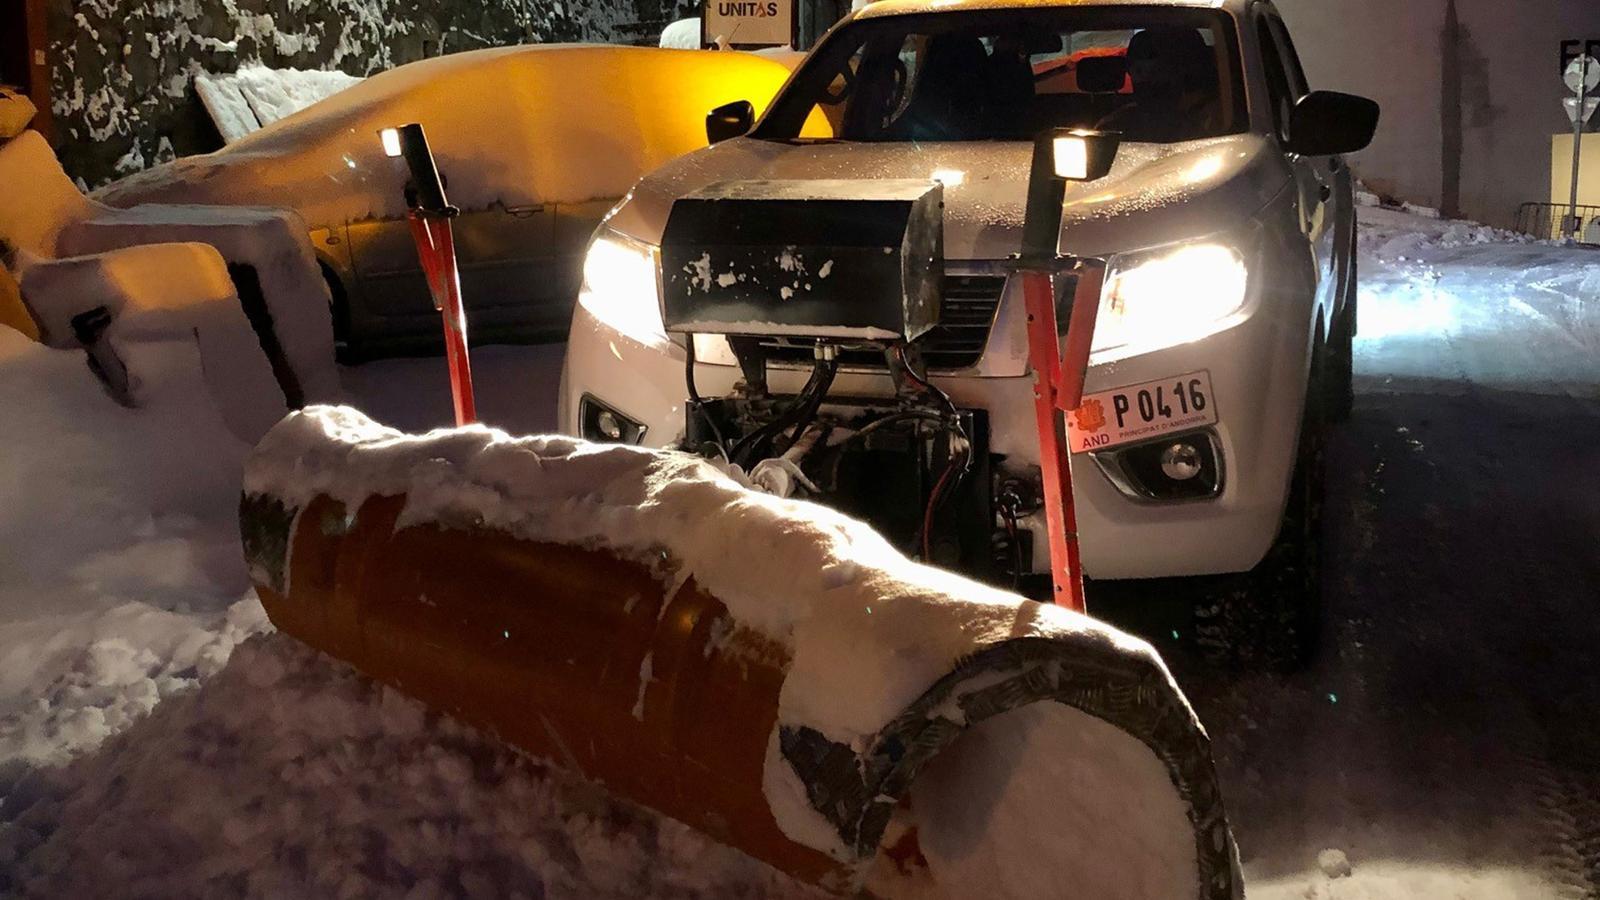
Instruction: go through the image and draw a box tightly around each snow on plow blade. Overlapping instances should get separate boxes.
[239,407,1241,898]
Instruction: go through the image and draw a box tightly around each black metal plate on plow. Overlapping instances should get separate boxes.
[659,179,943,341]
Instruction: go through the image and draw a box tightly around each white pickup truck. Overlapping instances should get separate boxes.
[560,0,1378,667]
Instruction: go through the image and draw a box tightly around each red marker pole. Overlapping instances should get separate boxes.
[392,123,476,426]
[1018,128,1118,612]
[1021,265,1102,613]
[407,211,476,425]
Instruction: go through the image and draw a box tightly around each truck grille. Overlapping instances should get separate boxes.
[754,273,1005,371]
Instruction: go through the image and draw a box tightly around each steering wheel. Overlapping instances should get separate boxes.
[878,59,910,131]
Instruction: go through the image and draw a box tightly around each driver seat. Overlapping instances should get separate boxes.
[896,34,992,140]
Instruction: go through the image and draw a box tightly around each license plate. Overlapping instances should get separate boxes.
[1068,370,1218,453]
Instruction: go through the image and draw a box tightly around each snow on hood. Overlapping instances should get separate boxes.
[94,46,798,229]
[244,406,1173,751]
[610,133,1287,260]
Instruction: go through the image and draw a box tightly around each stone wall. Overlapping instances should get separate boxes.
[47,0,695,187]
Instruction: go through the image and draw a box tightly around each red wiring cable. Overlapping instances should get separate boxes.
[921,453,962,561]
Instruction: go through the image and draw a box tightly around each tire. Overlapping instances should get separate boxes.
[318,262,356,363]
[1325,236,1358,422]
[1193,343,1327,672]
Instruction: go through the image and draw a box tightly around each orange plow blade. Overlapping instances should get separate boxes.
[240,407,1241,898]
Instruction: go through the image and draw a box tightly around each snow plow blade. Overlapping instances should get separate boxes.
[239,407,1240,898]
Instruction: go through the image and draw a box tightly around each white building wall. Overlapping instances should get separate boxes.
[1277,0,1600,227]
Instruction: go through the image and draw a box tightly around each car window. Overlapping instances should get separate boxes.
[1255,16,1295,142]
[1266,15,1310,98]
[756,8,1246,144]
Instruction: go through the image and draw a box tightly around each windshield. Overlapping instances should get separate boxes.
[755,8,1246,144]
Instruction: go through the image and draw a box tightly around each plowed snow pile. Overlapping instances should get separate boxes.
[2,635,815,899]
[0,328,267,768]
[0,324,821,897]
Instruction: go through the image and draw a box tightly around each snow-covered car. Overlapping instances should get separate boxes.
[561,0,1378,664]
[96,46,799,359]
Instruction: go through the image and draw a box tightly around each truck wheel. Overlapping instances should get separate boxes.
[1326,243,1357,422]
[319,262,357,363]
[1193,348,1327,672]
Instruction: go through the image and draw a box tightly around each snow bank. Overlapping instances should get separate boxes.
[0,131,97,260]
[660,18,702,50]
[0,130,339,405]
[193,73,259,146]
[59,203,340,405]
[1352,205,1600,394]
[0,326,268,767]
[1359,208,1535,262]
[196,65,364,144]
[19,242,287,441]
[0,635,818,899]
[95,46,800,227]
[0,598,267,766]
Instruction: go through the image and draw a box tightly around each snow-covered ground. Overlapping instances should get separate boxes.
[2,206,1598,897]
[0,328,270,773]
[1204,208,1600,900]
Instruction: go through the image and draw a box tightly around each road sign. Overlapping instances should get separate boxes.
[1566,55,1600,94]
[703,0,796,49]
[1562,40,1600,76]
[1562,55,1597,239]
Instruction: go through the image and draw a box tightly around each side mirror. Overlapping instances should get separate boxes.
[706,100,755,145]
[1285,91,1380,156]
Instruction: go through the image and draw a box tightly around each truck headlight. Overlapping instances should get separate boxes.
[1093,243,1248,354]
[579,228,667,346]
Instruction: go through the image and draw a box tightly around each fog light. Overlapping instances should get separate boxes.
[1091,429,1221,501]
[579,395,646,444]
[1160,442,1203,481]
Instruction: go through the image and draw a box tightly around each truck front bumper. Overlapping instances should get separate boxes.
[560,284,1308,580]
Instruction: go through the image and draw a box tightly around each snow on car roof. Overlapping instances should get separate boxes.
[854,0,1237,20]
[97,46,797,227]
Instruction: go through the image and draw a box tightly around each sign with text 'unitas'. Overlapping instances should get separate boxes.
[704,0,795,49]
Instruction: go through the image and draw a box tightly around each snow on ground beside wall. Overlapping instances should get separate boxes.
[1354,206,1600,394]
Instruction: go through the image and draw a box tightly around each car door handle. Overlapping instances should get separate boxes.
[504,204,546,218]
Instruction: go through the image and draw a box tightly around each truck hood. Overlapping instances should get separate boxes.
[609,133,1289,261]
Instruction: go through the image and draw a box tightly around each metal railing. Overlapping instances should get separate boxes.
[1513,201,1600,242]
